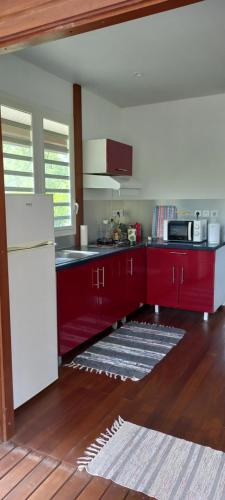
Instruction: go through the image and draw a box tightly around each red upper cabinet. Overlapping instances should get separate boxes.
[83,138,132,176]
[107,139,132,175]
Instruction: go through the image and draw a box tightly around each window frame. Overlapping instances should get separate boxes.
[0,92,75,236]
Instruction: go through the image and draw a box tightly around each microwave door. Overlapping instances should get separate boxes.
[168,221,189,241]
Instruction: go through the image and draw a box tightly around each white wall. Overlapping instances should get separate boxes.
[121,93,225,199]
[0,55,73,115]
[82,88,122,140]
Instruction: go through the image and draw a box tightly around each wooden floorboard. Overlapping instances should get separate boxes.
[4,456,60,499]
[0,443,14,460]
[1,305,225,498]
[0,451,43,497]
[52,469,91,499]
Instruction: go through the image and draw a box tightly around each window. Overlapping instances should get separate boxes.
[1,105,34,193]
[43,118,72,228]
[0,103,74,232]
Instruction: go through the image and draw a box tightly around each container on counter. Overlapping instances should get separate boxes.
[128,227,137,245]
[135,223,141,242]
[80,225,88,247]
[208,222,220,245]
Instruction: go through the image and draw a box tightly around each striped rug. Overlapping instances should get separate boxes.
[66,321,185,381]
[78,417,225,499]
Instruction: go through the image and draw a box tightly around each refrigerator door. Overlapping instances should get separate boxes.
[5,194,54,247]
[8,244,58,409]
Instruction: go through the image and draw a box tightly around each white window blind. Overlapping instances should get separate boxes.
[43,118,72,229]
[1,105,34,193]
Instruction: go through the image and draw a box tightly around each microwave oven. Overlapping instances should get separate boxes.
[163,219,207,243]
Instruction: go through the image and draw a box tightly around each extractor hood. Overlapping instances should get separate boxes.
[83,174,141,190]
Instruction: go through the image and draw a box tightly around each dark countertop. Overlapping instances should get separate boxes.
[147,240,225,251]
[55,239,225,270]
[55,242,145,270]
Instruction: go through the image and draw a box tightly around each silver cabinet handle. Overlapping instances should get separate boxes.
[128,258,133,276]
[180,266,184,285]
[172,266,175,284]
[170,251,187,255]
[92,268,99,288]
[99,267,105,287]
[74,202,79,215]
[115,168,128,172]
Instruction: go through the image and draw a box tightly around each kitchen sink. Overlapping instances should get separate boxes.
[56,249,99,260]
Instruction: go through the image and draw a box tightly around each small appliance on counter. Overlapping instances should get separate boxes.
[163,218,207,243]
[208,222,220,245]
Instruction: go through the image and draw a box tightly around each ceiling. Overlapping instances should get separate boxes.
[17,0,225,108]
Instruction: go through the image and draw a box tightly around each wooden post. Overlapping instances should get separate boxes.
[0,115,15,441]
[73,84,84,247]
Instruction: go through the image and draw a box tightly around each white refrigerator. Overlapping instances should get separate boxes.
[5,194,58,409]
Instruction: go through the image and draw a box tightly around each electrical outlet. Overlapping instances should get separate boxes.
[211,210,219,218]
[112,209,124,218]
[194,210,201,217]
[202,210,210,217]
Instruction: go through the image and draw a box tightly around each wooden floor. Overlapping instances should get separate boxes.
[0,442,148,499]
[7,305,225,498]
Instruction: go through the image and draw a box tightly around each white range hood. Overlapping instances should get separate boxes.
[83,174,141,190]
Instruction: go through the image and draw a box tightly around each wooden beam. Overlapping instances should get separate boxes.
[73,84,84,247]
[0,116,15,441]
[0,0,204,54]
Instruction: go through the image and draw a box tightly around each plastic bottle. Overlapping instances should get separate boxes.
[135,223,141,242]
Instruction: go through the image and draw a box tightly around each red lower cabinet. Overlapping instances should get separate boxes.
[123,248,146,314]
[57,262,97,355]
[57,258,114,355]
[147,248,215,313]
[178,250,214,312]
[147,248,179,308]
[110,249,146,320]
[57,248,147,355]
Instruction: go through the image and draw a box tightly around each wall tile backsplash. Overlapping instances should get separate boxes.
[84,200,154,243]
[84,199,225,243]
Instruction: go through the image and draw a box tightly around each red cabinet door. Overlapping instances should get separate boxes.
[95,256,117,329]
[57,262,98,355]
[124,248,146,314]
[106,139,132,176]
[178,250,215,312]
[110,253,127,320]
[147,248,180,308]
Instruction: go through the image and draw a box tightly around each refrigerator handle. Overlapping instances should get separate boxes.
[7,241,55,253]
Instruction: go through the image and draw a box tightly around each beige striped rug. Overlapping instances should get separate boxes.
[78,417,225,500]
